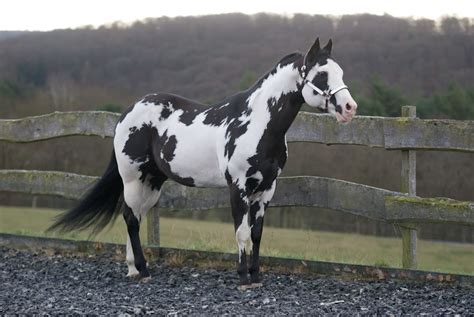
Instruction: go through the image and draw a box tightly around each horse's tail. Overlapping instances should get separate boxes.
[47,150,124,235]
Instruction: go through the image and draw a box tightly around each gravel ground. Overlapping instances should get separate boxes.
[0,246,472,315]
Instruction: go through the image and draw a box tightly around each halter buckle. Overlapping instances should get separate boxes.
[300,65,307,79]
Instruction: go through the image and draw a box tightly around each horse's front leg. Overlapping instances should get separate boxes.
[249,181,276,286]
[229,184,251,286]
[125,233,140,278]
[248,201,265,285]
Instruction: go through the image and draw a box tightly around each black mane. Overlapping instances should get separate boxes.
[277,52,303,66]
[249,52,303,91]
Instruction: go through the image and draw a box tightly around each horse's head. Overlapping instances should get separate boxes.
[300,38,357,123]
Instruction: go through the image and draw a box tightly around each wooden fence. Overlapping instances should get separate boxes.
[1,106,473,270]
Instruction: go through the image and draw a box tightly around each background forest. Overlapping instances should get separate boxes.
[0,13,473,241]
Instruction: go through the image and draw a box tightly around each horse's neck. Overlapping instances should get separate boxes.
[246,62,304,138]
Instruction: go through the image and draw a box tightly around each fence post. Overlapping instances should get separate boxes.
[147,206,160,247]
[399,105,418,269]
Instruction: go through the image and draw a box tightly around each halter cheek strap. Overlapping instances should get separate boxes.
[300,65,349,101]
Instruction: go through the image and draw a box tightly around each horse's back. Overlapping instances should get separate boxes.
[114,92,227,188]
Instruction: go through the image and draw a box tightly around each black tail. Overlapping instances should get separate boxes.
[48,150,124,235]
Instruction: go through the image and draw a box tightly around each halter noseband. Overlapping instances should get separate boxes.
[300,65,349,101]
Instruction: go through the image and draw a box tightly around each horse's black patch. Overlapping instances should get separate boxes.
[245,177,261,196]
[122,122,153,163]
[151,128,195,187]
[160,106,172,120]
[203,104,232,126]
[122,123,168,189]
[310,72,330,96]
[137,160,168,190]
[178,109,199,126]
[224,119,250,160]
[162,134,177,162]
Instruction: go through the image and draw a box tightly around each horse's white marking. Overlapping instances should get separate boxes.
[166,111,226,187]
[235,212,251,261]
[122,177,160,218]
[256,181,276,219]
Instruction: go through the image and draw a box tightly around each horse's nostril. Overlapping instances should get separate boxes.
[345,103,352,112]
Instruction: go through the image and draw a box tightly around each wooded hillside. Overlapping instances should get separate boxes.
[0,13,473,119]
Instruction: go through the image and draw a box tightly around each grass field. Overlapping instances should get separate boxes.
[0,206,472,275]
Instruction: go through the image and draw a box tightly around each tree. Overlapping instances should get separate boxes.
[418,83,474,120]
[356,79,407,117]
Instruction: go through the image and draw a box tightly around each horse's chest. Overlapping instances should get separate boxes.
[224,129,288,193]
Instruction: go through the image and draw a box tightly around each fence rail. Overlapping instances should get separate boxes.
[1,108,473,271]
[1,111,474,152]
[1,170,473,226]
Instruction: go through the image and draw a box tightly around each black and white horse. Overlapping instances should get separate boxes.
[50,38,357,288]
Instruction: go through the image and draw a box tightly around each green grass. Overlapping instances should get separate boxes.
[1,206,473,275]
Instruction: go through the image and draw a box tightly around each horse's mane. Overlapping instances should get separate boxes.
[276,52,303,66]
[250,52,303,90]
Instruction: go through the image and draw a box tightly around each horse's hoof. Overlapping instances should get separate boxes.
[140,276,152,283]
[126,271,140,278]
[237,283,263,291]
[237,284,250,291]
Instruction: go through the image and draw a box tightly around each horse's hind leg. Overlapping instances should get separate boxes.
[123,202,149,278]
[123,178,163,280]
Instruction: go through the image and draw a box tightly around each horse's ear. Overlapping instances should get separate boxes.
[323,39,332,54]
[304,37,321,66]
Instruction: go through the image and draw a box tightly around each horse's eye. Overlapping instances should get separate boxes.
[318,72,328,78]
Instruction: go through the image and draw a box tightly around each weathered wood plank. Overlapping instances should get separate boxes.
[287,113,385,147]
[0,170,96,200]
[385,196,474,225]
[0,111,119,142]
[0,111,473,152]
[159,175,402,221]
[383,117,474,151]
[290,112,474,151]
[0,170,396,219]
[1,170,473,225]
